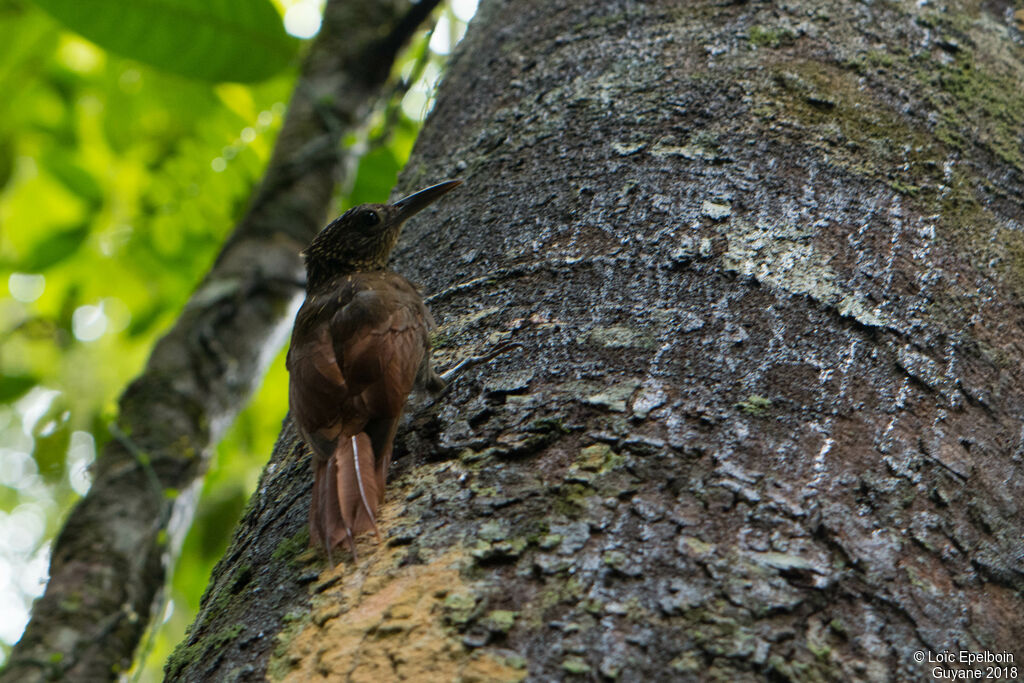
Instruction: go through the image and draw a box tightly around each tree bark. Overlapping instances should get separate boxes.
[0,1,436,680]
[173,0,1024,680]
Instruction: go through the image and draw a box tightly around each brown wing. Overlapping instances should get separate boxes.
[286,273,432,450]
[330,274,432,420]
[287,308,357,450]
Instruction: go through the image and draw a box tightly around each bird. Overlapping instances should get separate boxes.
[286,179,461,563]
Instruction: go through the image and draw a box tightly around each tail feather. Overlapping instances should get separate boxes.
[311,453,348,565]
[337,433,380,543]
[310,432,381,563]
[364,417,400,505]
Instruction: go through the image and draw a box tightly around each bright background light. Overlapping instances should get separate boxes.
[283,0,323,38]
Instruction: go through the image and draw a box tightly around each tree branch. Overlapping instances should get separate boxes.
[0,1,430,680]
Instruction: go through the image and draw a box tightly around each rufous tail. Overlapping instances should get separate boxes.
[310,432,381,563]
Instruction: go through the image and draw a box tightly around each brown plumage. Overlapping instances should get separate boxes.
[286,180,460,562]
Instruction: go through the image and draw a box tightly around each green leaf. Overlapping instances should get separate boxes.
[0,136,15,192]
[194,486,248,557]
[33,405,71,483]
[347,146,402,206]
[31,0,299,83]
[19,223,90,271]
[34,426,70,483]
[0,375,38,403]
[42,149,103,207]
[127,305,165,337]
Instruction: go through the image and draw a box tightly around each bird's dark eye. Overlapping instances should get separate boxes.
[361,210,380,227]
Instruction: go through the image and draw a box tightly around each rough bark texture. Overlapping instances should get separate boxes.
[175,0,1024,681]
[0,1,430,680]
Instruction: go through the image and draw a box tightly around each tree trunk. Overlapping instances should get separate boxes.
[172,0,1024,680]
[0,1,438,680]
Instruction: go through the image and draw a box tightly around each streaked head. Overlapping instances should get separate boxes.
[303,179,462,285]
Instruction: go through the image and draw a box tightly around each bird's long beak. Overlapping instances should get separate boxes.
[392,179,463,222]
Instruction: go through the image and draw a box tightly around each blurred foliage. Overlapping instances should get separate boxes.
[33,0,299,82]
[0,0,473,678]
[0,0,296,670]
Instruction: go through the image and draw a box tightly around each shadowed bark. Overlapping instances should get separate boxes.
[0,1,439,680]
[171,0,1024,680]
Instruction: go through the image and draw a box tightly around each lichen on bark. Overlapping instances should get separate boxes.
[176,0,1024,680]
